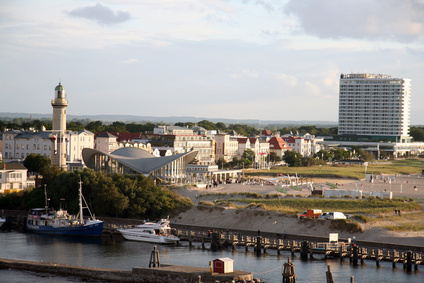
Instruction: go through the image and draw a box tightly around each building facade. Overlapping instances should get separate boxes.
[0,163,34,194]
[338,73,411,142]
[215,134,239,163]
[142,126,214,165]
[2,130,52,162]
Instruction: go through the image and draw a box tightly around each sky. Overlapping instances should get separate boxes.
[1,0,424,124]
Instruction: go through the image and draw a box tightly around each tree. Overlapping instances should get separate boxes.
[242,149,254,163]
[85,121,105,133]
[314,150,331,161]
[215,122,227,131]
[216,157,228,169]
[174,122,194,128]
[410,127,424,141]
[198,120,216,130]
[23,154,51,174]
[269,152,281,164]
[283,151,302,167]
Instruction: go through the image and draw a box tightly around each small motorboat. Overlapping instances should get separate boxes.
[118,218,179,244]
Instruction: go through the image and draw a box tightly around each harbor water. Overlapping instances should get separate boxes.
[0,231,423,283]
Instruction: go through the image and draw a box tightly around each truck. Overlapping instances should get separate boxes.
[299,209,322,219]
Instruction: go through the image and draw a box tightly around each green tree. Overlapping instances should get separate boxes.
[23,154,51,174]
[269,152,281,164]
[215,122,227,131]
[198,120,216,130]
[314,150,331,161]
[174,122,195,128]
[216,157,228,169]
[410,127,424,141]
[242,149,254,162]
[85,121,105,133]
[283,151,302,167]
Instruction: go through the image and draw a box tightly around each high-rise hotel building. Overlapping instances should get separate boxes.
[338,73,411,143]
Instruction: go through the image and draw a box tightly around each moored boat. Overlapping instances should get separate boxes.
[26,180,104,237]
[118,218,179,244]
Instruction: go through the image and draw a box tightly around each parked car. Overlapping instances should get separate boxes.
[318,212,328,219]
[325,212,347,220]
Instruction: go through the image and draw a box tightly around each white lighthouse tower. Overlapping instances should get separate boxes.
[50,82,68,170]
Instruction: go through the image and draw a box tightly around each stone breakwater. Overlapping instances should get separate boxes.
[0,258,256,283]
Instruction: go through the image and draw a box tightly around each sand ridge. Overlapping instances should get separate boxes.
[171,177,424,247]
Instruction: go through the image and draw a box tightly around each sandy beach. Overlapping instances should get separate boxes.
[171,175,424,247]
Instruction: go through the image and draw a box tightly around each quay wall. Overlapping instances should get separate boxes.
[0,258,253,283]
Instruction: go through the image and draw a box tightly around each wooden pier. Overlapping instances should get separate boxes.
[175,228,424,270]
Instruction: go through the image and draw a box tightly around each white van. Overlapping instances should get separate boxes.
[326,212,347,220]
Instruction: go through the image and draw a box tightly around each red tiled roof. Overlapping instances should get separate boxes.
[238,138,248,144]
[268,137,291,150]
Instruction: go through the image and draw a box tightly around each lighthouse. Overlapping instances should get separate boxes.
[50,82,68,170]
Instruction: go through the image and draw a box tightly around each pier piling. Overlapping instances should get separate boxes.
[149,246,160,268]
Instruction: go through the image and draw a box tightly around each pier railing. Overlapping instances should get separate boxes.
[175,228,424,270]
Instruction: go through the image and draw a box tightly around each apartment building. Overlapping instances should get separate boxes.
[282,136,311,157]
[2,130,52,162]
[215,133,239,162]
[338,73,411,142]
[143,126,214,165]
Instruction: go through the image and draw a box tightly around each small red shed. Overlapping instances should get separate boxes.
[213,257,234,273]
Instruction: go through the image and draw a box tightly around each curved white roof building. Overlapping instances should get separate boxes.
[82,147,198,183]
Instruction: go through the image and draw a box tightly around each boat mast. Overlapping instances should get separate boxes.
[78,179,83,223]
[44,184,48,209]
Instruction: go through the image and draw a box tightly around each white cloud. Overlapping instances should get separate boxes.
[231,68,260,79]
[284,0,424,42]
[275,73,297,86]
[122,58,139,64]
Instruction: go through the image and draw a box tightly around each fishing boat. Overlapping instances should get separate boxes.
[118,218,179,244]
[26,180,104,237]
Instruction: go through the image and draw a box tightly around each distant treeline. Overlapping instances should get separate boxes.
[1,118,423,140]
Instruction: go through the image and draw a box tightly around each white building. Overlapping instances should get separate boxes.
[68,130,95,163]
[338,73,411,142]
[2,130,52,162]
[215,134,239,162]
[282,136,312,157]
[0,163,34,194]
[2,129,95,166]
[145,127,214,165]
[94,132,119,153]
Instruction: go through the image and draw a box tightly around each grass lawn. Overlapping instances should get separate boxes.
[245,158,424,180]
[215,197,422,215]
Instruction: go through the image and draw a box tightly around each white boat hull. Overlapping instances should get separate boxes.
[118,229,179,244]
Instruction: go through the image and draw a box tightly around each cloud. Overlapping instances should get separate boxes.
[65,3,131,25]
[275,73,297,86]
[284,0,424,42]
[231,68,259,79]
[122,58,138,64]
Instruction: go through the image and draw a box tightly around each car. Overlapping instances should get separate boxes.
[319,212,328,219]
[325,212,347,220]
